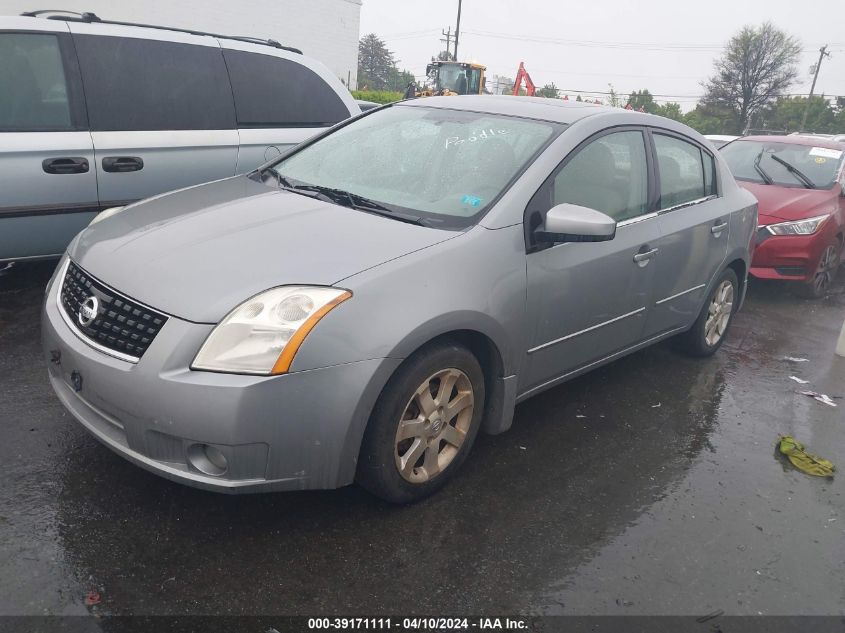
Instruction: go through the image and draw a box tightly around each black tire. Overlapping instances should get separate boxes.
[677,268,738,357]
[356,341,485,504]
[789,240,840,299]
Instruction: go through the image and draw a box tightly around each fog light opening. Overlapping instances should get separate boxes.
[187,443,228,477]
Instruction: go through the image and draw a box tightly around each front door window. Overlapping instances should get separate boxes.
[552,130,649,222]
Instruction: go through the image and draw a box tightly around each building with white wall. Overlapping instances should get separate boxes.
[0,0,362,87]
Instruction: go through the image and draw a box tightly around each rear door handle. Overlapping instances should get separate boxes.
[102,156,144,173]
[42,157,89,175]
[711,221,728,235]
[633,247,659,266]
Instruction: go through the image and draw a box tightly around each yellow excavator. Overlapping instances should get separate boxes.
[405,60,486,98]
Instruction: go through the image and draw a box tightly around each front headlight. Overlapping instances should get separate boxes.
[766,214,830,236]
[88,206,126,226]
[191,286,351,375]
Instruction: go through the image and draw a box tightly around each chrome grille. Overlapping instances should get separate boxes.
[59,261,168,360]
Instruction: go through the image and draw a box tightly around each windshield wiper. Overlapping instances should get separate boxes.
[753,150,774,185]
[260,173,426,226]
[770,154,815,189]
[292,185,388,210]
[261,168,327,200]
[287,184,427,226]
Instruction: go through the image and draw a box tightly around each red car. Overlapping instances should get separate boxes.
[720,135,845,297]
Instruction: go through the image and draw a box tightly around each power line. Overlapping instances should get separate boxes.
[545,87,845,100]
[460,29,843,54]
[530,67,706,80]
[381,29,440,41]
[463,29,723,50]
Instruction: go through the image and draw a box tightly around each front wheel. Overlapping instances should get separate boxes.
[356,342,485,503]
[791,241,840,299]
[678,268,738,357]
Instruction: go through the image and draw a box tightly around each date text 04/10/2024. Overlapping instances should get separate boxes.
[306,617,529,630]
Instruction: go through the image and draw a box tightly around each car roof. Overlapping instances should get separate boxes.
[739,135,845,150]
[398,95,623,125]
[10,11,302,54]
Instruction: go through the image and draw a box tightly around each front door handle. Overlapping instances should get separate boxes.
[633,247,659,266]
[102,156,144,173]
[711,221,728,235]
[42,157,89,175]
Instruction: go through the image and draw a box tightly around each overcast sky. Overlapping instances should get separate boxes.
[360,0,845,109]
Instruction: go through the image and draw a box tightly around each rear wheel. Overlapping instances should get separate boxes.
[356,342,485,503]
[791,241,840,299]
[678,268,738,357]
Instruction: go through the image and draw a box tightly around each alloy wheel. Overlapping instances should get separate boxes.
[704,280,734,347]
[394,368,474,483]
[812,244,839,296]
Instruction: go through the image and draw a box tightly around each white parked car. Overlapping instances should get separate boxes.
[704,135,740,149]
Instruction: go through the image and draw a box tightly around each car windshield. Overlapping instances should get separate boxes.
[720,140,843,189]
[268,105,561,228]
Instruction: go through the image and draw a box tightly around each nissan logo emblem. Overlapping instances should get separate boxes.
[78,295,99,327]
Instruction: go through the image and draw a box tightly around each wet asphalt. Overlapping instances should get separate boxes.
[1,260,844,617]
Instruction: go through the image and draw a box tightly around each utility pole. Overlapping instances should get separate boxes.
[800,45,830,132]
[440,26,452,59]
[453,0,462,61]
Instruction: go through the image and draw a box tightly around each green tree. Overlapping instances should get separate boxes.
[683,104,735,135]
[387,67,416,93]
[762,96,836,133]
[655,102,684,121]
[835,98,845,130]
[702,22,801,133]
[627,89,659,113]
[358,33,397,90]
[537,82,560,98]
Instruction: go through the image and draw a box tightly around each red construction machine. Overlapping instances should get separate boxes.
[511,62,536,96]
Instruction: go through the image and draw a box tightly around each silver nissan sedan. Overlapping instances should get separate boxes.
[42,96,757,503]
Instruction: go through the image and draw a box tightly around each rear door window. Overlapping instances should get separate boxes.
[72,34,235,131]
[222,49,350,127]
[653,134,708,208]
[703,150,717,196]
[0,33,72,131]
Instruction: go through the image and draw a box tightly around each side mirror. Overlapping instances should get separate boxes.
[536,203,617,244]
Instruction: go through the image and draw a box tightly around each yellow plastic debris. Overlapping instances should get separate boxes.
[778,435,835,478]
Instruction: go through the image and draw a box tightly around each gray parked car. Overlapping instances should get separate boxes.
[42,96,757,503]
[0,11,359,265]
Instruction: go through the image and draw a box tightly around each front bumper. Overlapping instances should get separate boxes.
[42,266,400,493]
[750,220,837,282]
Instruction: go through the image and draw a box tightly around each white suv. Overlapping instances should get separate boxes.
[0,10,360,264]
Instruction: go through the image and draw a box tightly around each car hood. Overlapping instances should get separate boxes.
[71,177,458,322]
[738,181,838,223]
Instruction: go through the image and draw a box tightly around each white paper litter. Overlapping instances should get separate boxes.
[789,376,810,384]
[783,357,809,362]
[799,390,837,407]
